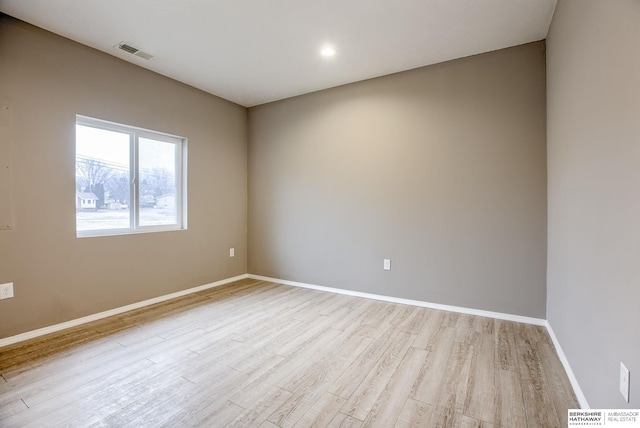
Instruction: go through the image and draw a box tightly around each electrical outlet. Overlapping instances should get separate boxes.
[0,282,14,300]
[620,362,630,402]
[229,248,235,257]
[383,259,391,271]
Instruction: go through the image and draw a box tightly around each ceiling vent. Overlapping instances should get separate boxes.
[115,42,154,60]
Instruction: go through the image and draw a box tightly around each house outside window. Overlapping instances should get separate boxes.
[76,192,98,211]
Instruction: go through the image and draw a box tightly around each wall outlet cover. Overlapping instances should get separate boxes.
[0,282,14,300]
[620,362,630,402]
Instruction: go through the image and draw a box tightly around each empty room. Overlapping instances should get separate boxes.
[0,0,638,426]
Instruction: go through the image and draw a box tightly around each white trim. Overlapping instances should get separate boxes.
[545,320,590,409]
[247,274,546,326]
[0,274,249,348]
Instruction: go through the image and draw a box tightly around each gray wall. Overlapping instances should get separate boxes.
[248,42,548,318]
[547,0,640,408]
[0,16,248,338]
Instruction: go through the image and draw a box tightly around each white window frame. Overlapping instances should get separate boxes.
[76,115,187,237]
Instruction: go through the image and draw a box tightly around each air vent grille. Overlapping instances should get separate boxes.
[115,42,154,60]
[118,43,138,54]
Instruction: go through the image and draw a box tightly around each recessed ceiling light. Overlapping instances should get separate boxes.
[321,46,336,57]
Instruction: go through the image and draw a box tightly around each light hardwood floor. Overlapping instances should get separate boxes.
[0,279,578,427]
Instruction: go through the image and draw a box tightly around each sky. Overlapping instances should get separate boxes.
[76,124,177,173]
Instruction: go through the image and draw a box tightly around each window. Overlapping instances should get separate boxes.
[75,116,187,237]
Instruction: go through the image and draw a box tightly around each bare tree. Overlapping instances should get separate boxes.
[76,158,115,191]
[140,167,174,198]
[76,157,116,208]
[109,172,130,204]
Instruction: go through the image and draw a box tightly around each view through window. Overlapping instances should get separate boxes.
[75,116,186,236]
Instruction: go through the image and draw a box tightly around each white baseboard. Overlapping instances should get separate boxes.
[545,321,590,409]
[248,274,546,326]
[0,274,249,348]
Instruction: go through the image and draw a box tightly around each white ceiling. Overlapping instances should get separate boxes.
[0,0,557,107]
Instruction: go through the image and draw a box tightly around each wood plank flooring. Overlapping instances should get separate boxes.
[0,279,579,427]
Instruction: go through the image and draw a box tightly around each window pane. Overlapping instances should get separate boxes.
[76,125,130,232]
[139,137,178,226]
